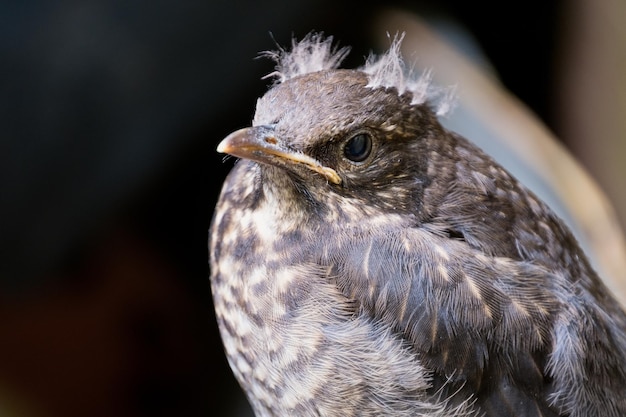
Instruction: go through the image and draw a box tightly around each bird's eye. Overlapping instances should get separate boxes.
[343,134,372,163]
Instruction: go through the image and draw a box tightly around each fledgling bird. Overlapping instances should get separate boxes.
[209,33,626,416]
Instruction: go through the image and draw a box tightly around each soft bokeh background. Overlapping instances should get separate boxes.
[1,1,624,416]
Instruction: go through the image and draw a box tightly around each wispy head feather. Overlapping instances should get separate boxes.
[261,33,351,84]
[361,33,456,116]
[361,33,412,96]
[261,32,455,115]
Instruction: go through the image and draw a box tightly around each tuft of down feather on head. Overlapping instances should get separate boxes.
[260,32,351,84]
[361,32,456,116]
[261,32,456,116]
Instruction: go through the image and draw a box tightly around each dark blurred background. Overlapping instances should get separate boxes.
[1,1,624,416]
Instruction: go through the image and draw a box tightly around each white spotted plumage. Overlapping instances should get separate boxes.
[211,33,626,417]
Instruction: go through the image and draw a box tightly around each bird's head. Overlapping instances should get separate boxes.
[218,33,456,221]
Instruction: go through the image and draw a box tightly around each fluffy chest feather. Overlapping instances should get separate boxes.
[209,162,477,416]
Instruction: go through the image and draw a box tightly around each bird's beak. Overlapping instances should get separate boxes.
[217,126,342,185]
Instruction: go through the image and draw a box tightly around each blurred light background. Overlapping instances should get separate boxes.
[0,1,624,416]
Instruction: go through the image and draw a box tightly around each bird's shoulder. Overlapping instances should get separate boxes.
[322,222,626,416]
[326,225,559,372]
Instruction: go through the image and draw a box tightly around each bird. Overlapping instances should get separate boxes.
[208,33,626,417]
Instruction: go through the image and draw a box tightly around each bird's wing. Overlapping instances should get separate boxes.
[328,226,563,416]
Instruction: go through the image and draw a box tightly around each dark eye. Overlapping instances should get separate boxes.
[343,134,372,163]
